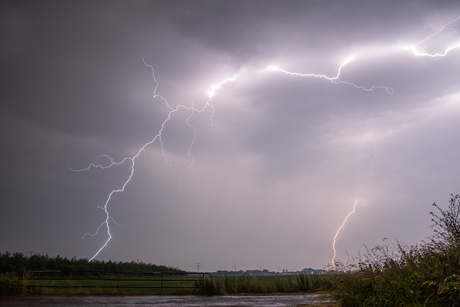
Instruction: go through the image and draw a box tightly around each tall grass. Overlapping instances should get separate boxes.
[329,195,460,306]
[194,273,332,295]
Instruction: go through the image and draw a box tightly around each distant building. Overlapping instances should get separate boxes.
[302,267,326,274]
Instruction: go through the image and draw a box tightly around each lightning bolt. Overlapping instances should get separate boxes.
[268,15,460,270]
[71,58,237,261]
[331,200,358,271]
[268,57,395,98]
[269,14,460,99]
[72,14,460,263]
[329,136,385,270]
[208,75,239,99]
[402,15,460,57]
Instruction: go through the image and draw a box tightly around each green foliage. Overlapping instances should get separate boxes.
[329,195,460,307]
[193,276,222,295]
[0,272,23,296]
[195,273,331,295]
[224,275,236,293]
[296,271,310,292]
[431,194,460,247]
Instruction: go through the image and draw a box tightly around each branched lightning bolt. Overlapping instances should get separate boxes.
[81,217,122,239]
[176,76,239,184]
[402,15,460,57]
[72,13,460,263]
[71,57,237,261]
[269,15,459,271]
[332,200,358,271]
[268,57,395,98]
[72,136,157,261]
[269,14,460,101]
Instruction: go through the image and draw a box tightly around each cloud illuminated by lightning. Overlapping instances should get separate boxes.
[72,13,460,263]
[268,15,459,270]
[269,14,460,100]
[402,15,460,57]
[71,58,237,261]
[367,135,383,181]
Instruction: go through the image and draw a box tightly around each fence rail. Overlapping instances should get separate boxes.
[24,270,212,292]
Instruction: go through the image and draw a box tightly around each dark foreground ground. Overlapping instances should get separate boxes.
[0,294,337,307]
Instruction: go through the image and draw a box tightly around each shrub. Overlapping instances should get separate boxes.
[431,194,460,247]
[193,276,222,295]
[330,194,460,306]
[0,272,23,296]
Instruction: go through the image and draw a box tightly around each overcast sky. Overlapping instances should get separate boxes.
[1,0,460,272]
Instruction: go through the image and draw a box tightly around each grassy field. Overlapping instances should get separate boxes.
[1,272,333,296]
[22,274,198,295]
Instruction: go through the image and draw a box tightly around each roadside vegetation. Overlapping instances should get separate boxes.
[329,195,460,306]
[193,273,332,295]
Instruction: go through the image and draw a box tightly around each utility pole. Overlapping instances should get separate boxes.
[195,263,202,272]
[232,265,238,271]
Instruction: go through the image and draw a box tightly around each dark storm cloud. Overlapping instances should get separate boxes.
[171,1,459,63]
[1,0,460,271]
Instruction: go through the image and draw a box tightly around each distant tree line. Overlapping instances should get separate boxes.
[0,252,184,275]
